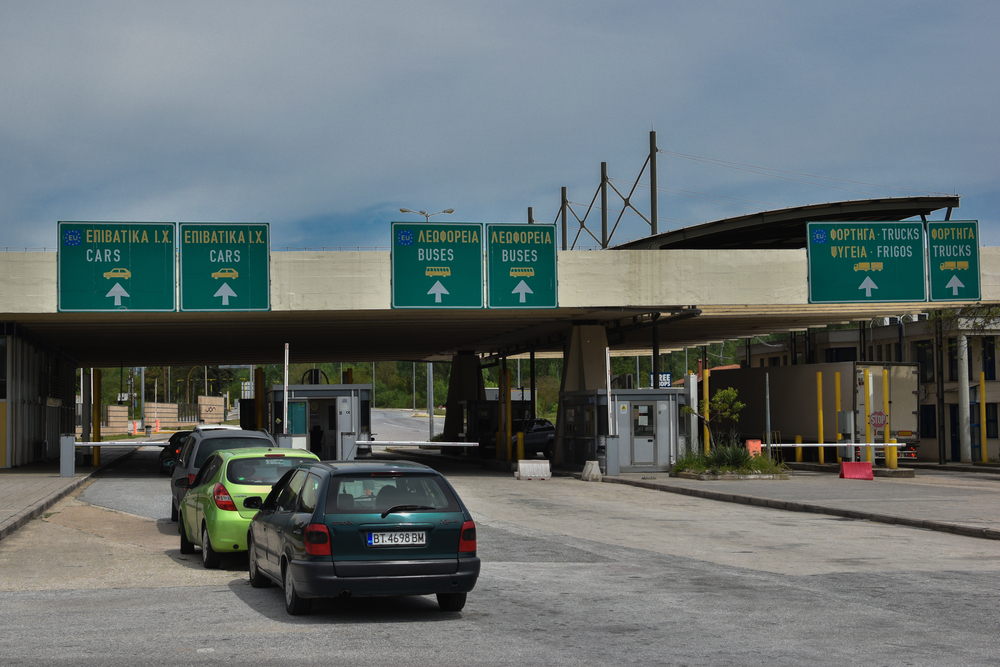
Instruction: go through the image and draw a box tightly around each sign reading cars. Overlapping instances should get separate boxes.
[58,221,176,312]
[179,223,270,312]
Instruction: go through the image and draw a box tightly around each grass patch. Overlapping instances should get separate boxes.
[674,446,787,476]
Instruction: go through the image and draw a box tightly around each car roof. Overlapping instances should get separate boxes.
[193,424,241,431]
[214,447,319,461]
[196,429,273,441]
[306,460,437,476]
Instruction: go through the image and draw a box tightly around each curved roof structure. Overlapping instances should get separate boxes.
[612,195,961,250]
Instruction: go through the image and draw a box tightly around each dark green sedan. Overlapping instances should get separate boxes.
[244,460,480,615]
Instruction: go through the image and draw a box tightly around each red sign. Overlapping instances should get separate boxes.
[870,411,888,428]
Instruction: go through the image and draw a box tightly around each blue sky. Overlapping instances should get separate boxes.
[2,1,997,250]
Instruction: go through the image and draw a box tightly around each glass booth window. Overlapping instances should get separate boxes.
[633,404,654,437]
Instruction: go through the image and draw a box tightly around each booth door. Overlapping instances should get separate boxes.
[631,403,656,466]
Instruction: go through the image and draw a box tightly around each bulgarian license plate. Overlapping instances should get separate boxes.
[367,531,426,547]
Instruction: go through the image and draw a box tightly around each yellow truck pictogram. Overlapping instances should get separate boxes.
[939,261,969,271]
[853,262,883,272]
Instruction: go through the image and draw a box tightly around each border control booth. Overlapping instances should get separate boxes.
[266,384,372,460]
[560,388,692,474]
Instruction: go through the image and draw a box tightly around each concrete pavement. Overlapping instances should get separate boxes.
[606,464,1000,541]
[6,442,1000,545]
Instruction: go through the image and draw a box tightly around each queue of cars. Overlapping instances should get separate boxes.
[164,427,480,615]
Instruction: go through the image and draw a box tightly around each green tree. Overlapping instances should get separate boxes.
[683,386,745,449]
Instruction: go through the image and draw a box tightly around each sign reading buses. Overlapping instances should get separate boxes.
[485,223,558,308]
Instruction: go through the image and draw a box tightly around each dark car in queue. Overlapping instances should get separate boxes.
[245,460,480,615]
[170,428,276,522]
[158,430,193,475]
[483,418,555,459]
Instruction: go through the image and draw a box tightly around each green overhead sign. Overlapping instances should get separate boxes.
[928,220,981,301]
[179,223,270,311]
[486,223,558,308]
[807,221,927,303]
[391,222,484,309]
[58,221,176,312]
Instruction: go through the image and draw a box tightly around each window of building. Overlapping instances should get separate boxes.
[769,357,780,366]
[920,404,936,438]
[947,338,975,382]
[0,336,6,399]
[825,347,858,363]
[988,403,999,440]
[876,345,882,361]
[913,340,934,383]
[984,337,996,381]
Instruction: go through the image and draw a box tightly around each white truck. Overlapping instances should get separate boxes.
[709,361,919,460]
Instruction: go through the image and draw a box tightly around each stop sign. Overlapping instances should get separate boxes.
[870,411,888,428]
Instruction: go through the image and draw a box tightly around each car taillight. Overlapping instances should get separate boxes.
[459,520,477,553]
[305,523,331,556]
[213,483,238,511]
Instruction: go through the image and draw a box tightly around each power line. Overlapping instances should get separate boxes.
[659,150,951,197]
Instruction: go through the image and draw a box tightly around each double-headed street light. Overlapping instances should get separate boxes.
[399,207,454,222]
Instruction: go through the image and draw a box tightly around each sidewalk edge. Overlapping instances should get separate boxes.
[0,448,139,542]
[601,475,1000,542]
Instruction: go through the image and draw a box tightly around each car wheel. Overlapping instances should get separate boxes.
[248,533,271,588]
[436,592,467,612]
[170,502,178,522]
[179,518,195,555]
[201,526,222,569]
[283,563,311,615]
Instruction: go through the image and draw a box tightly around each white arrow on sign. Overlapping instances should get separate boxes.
[428,281,449,303]
[214,282,237,305]
[946,275,965,296]
[106,282,129,306]
[512,280,533,303]
[858,276,878,298]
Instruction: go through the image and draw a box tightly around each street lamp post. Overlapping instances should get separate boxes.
[399,207,454,440]
[399,208,454,223]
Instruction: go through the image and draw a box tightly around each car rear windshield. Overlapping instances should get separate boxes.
[225,456,306,485]
[325,475,460,514]
[194,438,272,467]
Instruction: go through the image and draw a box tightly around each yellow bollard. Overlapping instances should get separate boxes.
[886,438,898,469]
[517,432,524,461]
[864,370,873,463]
[816,371,825,465]
[834,371,842,463]
[795,435,803,462]
[94,445,101,467]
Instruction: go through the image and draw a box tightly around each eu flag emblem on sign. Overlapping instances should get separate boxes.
[64,229,81,246]
[398,230,413,246]
[812,229,827,244]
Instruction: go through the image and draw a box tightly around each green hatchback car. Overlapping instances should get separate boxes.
[176,448,320,568]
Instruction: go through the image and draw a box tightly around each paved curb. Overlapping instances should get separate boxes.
[0,447,139,542]
[600,475,1000,542]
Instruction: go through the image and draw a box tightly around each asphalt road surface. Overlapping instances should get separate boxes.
[2,445,1000,666]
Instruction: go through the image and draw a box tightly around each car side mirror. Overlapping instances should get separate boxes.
[243,496,263,510]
